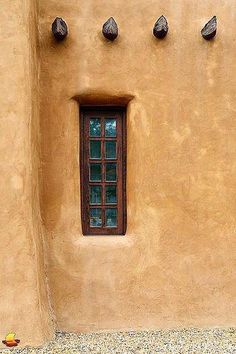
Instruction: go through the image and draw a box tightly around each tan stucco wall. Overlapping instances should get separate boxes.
[0,0,54,348]
[39,0,236,332]
[1,0,235,347]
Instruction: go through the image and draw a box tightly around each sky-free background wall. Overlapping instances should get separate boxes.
[39,0,236,332]
[40,0,236,331]
[0,0,54,347]
[1,1,235,347]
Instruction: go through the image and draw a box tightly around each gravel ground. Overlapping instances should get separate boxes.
[1,328,235,354]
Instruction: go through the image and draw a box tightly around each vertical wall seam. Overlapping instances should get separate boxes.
[28,0,56,339]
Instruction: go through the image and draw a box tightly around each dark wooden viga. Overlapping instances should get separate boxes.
[52,17,68,41]
[153,15,168,39]
[102,17,118,41]
[201,16,217,40]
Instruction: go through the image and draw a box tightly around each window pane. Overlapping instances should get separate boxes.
[106,163,116,181]
[105,185,117,204]
[105,118,116,137]
[90,118,101,137]
[90,186,102,205]
[90,140,101,159]
[105,208,117,227]
[90,208,102,227]
[90,164,102,181]
[105,141,116,159]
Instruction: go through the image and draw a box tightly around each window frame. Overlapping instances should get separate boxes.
[80,106,127,236]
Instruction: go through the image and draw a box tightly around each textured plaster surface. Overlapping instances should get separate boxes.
[1,0,235,347]
[38,0,236,333]
[0,0,54,348]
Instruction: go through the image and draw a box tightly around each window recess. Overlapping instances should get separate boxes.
[80,107,126,235]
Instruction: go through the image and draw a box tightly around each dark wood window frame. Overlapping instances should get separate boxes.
[80,106,127,235]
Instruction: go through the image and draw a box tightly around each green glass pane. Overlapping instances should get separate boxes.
[105,185,117,204]
[90,208,102,227]
[105,163,116,181]
[105,208,117,227]
[90,140,101,159]
[105,118,116,137]
[90,186,102,205]
[90,118,101,137]
[90,164,102,181]
[105,141,116,159]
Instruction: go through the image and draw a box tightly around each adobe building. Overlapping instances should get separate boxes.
[0,0,235,348]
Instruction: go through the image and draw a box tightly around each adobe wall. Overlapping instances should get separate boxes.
[39,0,236,332]
[1,0,235,347]
[0,0,54,348]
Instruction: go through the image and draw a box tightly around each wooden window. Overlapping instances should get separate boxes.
[80,107,126,235]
